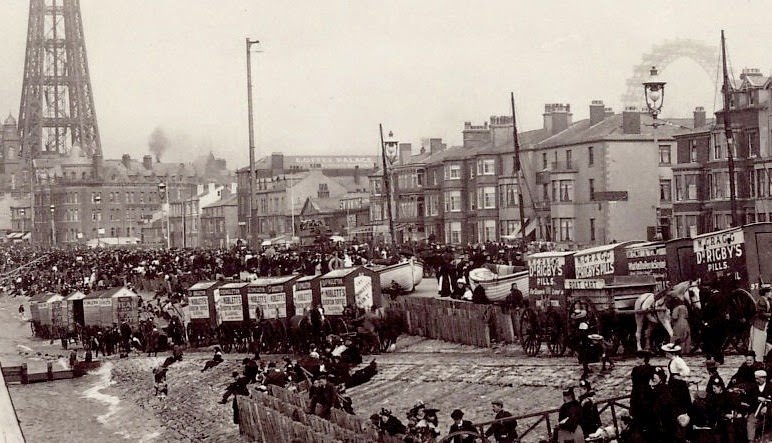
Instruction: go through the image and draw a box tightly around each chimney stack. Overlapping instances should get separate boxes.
[429,138,445,154]
[622,106,641,134]
[693,106,706,128]
[121,154,131,168]
[604,107,614,119]
[93,154,103,180]
[589,100,606,126]
[142,155,153,170]
[398,143,412,165]
[543,103,572,135]
[354,165,360,184]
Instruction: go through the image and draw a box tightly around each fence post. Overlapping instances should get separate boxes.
[20,363,28,384]
[47,361,53,381]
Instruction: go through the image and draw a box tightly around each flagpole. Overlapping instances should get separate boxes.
[511,93,528,250]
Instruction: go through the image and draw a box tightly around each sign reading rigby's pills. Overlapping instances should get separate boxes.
[693,228,745,274]
[574,249,616,279]
[527,251,575,294]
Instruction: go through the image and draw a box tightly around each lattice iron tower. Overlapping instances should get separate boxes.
[18,0,102,159]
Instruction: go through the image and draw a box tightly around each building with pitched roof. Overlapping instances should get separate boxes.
[200,193,239,248]
[671,68,770,237]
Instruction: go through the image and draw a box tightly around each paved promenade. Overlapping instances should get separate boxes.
[0,368,26,443]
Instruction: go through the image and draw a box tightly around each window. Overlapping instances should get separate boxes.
[690,141,698,162]
[444,163,461,180]
[371,179,382,196]
[499,184,517,208]
[480,219,496,242]
[468,190,476,211]
[554,218,574,242]
[712,133,724,160]
[659,145,671,164]
[566,150,573,169]
[558,180,574,202]
[445,222,462,244]
[543,184,549,201]
[675,175,684,201]
[590,218,596,242]
[748,129,760,157]
[425,195,439,216]
[659,179,672,202]
[542,153,548,169]
[477,186,496,209]
[416,169,425,186]
[749,170,757,198]
[469,164,476,179]
[444,191,462,212]
[477,158,496,175]
[589,179,595,201]
[686,175,697,200]
[759,169,768,198]
[588,146,594,166]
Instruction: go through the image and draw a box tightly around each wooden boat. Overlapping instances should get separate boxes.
[411,259,424,287]
[469,268,529,302]
[369,260,415,293]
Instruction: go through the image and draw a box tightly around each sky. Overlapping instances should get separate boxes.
[0,1,771,169]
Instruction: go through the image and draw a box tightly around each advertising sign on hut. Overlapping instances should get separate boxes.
[188,296,210,319]
[320,277,347,315]
[218,293,244,322]
[83,295,101,326]
[528,251,575,295]
[626,242,667,287]
[572,242,639,281]
[293,276,319,316]
[354,275,373,311]
[50,300,64,328]
[115,297,134,324]
[693,227,744,274]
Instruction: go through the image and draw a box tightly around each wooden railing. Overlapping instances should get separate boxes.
[441,395,631,442]
[387,296,521,347]
[237,384,403,443]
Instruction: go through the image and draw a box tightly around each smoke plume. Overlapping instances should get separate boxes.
[148,127,170,162]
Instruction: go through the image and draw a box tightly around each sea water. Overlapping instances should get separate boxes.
[0,298,158,442]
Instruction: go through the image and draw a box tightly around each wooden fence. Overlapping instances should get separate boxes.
[387,297,522,347]
[237,385,404,443]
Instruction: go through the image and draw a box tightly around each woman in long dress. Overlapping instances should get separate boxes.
[670,304,692,354]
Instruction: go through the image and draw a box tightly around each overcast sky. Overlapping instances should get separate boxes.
[0,1,770,169]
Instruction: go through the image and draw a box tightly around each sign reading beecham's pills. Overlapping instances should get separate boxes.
[693,228,744,273]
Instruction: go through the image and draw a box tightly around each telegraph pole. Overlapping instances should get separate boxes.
[246,38,260,247]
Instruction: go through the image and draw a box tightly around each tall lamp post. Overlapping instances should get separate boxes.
[49,204,55,245]
[643,66,668,240]
[380,128,398,244]
[19,208,25,234]
[246,38,261,248]
[93,194,101,247]
[158,182,171,249]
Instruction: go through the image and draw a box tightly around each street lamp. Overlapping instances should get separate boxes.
[379,127,398,245]
[49,204,55,245]
[19,208,25,233]
[93,194,101,247]
[643,66,669,240]
[158,182,171,249]
[642,66,666,120]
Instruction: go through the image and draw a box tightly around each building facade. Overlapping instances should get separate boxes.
[200,194,239,248]
[672,68,771,237]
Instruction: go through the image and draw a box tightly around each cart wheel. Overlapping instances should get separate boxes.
[546,310,567,356]
[520,309,541,356]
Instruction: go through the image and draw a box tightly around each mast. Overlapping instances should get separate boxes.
[721,30,739,227]
[379,124,395,244]
[511,93,528,249]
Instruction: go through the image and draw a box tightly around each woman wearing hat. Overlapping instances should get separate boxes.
[448,409,476,443]
[556,387,584,442]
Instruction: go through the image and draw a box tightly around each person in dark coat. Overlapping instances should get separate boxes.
[648,368,677,442]
[375,408,406,436]
[578,379,602,438]
[630,350,655,421]
[263,362,288,387]
[219,371,251,424]
[484,399,517,442]
[448,409,477,443]
[555,388,583,442]
[730,351,762,391]
[705,359,725,401]
[242,357,259,384]
[307,373,337,419]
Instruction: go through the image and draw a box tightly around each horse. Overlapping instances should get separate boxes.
[634,281,695,352]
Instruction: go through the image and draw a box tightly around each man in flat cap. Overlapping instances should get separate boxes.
[745,369,772,441]
[484,399,517,442]
[448,409,476,443]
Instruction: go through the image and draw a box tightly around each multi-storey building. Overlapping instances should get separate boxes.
[672,68,770,237]
[236,152,376,243]
[373,102,703,246]
[299,192,370,240]
[168,183,237,248]
[200,194,239,248]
